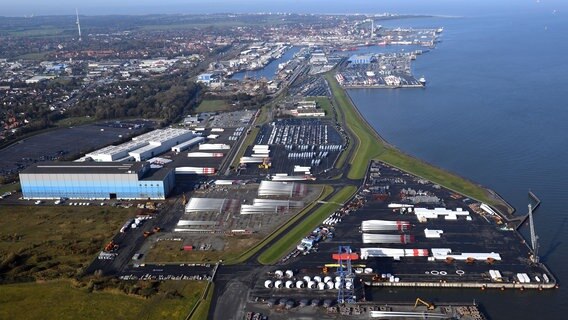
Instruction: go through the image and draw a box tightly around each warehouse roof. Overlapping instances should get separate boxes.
[21,161,147,175]
[22,161,174,181]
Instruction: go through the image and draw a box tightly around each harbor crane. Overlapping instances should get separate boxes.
[414,298,436,310]
[336,245,356,304]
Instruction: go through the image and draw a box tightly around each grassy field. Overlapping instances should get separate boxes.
[0,183,19,194]
[144,236,261,263]
[8,27,66,37]
[0,280,206,320]
[305,97,333,118]
[195,100,232,113]
[55,116,97,128]
[0,205,136,281]
[326,73,506,208]
[16,52,52,61]
[258,185,356,265]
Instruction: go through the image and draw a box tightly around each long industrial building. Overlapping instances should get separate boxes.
[85,128,196,162]
[19,162,175,200]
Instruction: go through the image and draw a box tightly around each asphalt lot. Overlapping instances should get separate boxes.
[278,161,549,287]
[85,197,186,276]
[0,120,152,177]
[238,118,345,176]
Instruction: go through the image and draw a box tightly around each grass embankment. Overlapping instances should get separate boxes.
[188,283,215,320]
[0,206,136,281]
[258,186,357,265]
[0,280,206,320]
[230,105,269,169]
[195,99,232,113]
[326,74,386,179]
[326,73,504,207]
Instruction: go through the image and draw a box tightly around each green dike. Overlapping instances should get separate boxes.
[326,73,506,208]
[230,105,269,169]
[258,186,357,265]
[326,74,385,178]
[188,283,215,320]
[224,185,333,265]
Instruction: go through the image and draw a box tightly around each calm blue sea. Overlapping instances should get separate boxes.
[348,9,568,319]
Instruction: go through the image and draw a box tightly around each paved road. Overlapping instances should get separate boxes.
[84,197,185,276]
[208,64,365,319]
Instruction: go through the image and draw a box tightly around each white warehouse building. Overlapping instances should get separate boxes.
[86,128,195,162]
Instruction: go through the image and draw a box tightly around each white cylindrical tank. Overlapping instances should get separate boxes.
[335,276,341,282]
[285,280,294,288]
[364,268,373,274]
[307,281,317,289]
[318,282,326,290]
[326,281,334,289]
[313,276,322,283]
[264,280,273,288]
[323,276,332,283]
[296,281,305,288]
[345,281,353,290]
[303,276,311,283]
[285,270,294,278]
[274,270,284,278]
[274,280,283,288]
[334,282,342,290]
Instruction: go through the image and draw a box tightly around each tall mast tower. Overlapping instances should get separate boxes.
[76,8,82,41]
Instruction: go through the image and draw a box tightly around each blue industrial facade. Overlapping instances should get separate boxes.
[20,162,175,200]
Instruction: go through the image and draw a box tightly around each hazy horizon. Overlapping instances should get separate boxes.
[1,0,564,17]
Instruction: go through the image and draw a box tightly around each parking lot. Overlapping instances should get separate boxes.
[207,110,256,128]
[288,75,331,97]
[0,120,152,178]
[239,118,345,176]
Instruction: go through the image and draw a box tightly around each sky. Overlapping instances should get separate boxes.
[0,0,564,17]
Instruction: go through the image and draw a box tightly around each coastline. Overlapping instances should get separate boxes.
[326,73,515,216]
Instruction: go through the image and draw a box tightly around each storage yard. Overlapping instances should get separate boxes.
[250,161,553,297]
[140,180,322,264]
[238,118,345,176]
[336,52,424,88]
[222,160,552,319]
